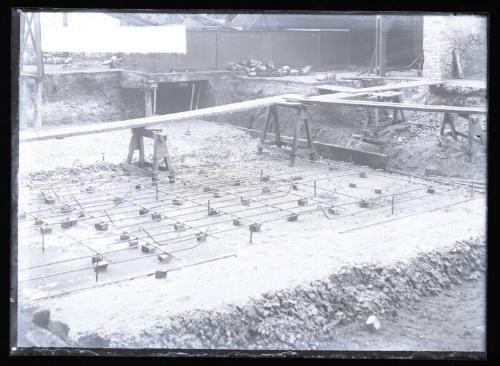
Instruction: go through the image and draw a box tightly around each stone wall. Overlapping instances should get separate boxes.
[423,15,487,80]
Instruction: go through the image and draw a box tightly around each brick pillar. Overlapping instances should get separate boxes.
[423,16,453,80]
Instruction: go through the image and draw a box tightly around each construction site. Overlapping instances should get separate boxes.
[13,12,487,353]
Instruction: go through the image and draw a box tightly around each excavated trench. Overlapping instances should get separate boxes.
[62,236,485,349]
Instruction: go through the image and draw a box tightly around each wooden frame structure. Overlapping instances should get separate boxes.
[20,11,44,129]
[257,102,317,167]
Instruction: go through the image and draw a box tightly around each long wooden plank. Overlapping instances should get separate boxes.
[286,95,488,115]
[316,80,444,94]
[339,76,423,81]
[19,94,303,143]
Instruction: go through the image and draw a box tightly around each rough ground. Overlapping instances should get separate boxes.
[16,121,486,352]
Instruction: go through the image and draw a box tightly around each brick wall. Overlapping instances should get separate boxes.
[423,15,487,80]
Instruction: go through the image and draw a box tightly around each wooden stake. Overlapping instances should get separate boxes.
[95,257,99,282]
[391,195,395,214]
[250,230,253,243]
[314,180,317,197]
[39,226,45,253]
[208,200,210,215]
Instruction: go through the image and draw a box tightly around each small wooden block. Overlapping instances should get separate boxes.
[91,255,104,264]
[349,183,357,188]
[427,188,436,194]
[93,261,109,272]
[151,213,162,221]
[208,208,219,216]
[374,188,382,194]
[196,232,208,242]
[95,222,109,231]
[128,240,139,248]
[155,270,168,279]
[297,198,308,206]
[141,245,156,253]
[139,208,149,215]
[249,223,261,232]
[120,233,130,241]
[286,213,299,222]
[158,254,172,263]
[61,219,76,229]
[174,223,186,231]
[328,207,339,215]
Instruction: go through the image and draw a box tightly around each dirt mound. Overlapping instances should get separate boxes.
[81,236,484,349]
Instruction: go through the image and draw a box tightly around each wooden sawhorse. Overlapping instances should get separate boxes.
[257,102,317,167]
[126,127,174,177]
[438,112,485,154]
[367,91,406,127]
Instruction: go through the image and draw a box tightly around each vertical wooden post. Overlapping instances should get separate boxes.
[257,106,274,154]
[145,88,153,117]
[153,86,157,115]
[391,195,395,214]
[39,226,45,253]
[33,13,44,129]
[34,78,43,129]
[290,116,303,167]
[379,16,387,77]
[95,257,99,282]
[272,105,282,148]
[33,13,44,78]
[374,16,380,76]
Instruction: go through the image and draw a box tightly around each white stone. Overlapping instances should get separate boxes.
[366,315,381,332]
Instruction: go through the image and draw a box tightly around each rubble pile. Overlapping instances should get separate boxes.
[92,237,484,349]
[227,59,312,78]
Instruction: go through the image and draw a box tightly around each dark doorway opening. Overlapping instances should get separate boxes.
[156,80,208,115]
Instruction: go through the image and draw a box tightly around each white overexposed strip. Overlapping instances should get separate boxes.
[37,12,186,54]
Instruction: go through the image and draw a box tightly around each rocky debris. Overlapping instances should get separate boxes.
[366,315,381,332]
[25,328,68,347]
[227,59,312,78]
[82,237,485,349]
[47,320,70,341]
[315,73,336,81]
[32,309,50,328]
[102,55,123,68]
[77,333,111,348]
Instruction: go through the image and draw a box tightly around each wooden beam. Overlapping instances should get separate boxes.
[19,94,303,143]
[316,80,444,94]
[287,95,488,115]
[340,76,423,81]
